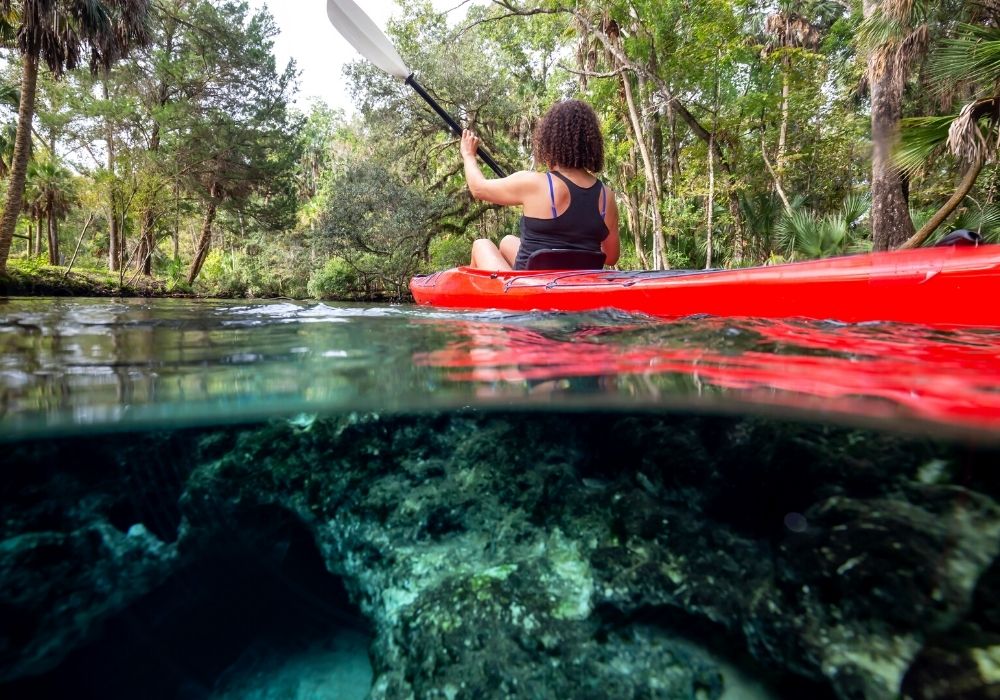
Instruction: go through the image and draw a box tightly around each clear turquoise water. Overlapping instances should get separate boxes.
[2,298,999,700]
[3,297,1000,441]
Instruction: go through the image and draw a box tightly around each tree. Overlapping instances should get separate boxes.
[858,0,972,250]
[897,14,1000,247]
[182,1,300,285]
[24,156,75,264]
[0,0,151,273]
[315,159,451,298]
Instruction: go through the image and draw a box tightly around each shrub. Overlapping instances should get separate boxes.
[427,235,471,271]
[308,258,362,299]
[197,250,249,297]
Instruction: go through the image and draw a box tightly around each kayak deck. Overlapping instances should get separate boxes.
[410,245,1000,327]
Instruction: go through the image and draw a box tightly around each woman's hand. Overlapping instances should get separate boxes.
[461,129,480,160]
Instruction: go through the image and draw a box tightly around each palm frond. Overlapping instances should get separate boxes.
[896,115,954,174]
[952,203,1000,239]
[775,207,817,257]
[909,206,936,232]
[929,24,1000,87]
[946,99,994,163]
[0,81,18,109]
[840,192,870,226]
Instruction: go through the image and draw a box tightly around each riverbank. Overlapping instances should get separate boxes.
[0,260,183,298]
[0,260,409,302]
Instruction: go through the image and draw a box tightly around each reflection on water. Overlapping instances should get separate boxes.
[415,316,1000,433]
[3,298,1000,699]
[2,297,1000,440]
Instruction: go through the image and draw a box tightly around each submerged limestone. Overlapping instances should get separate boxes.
[2,411,999,699]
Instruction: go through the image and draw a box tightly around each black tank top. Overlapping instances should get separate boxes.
[514,171,609,270]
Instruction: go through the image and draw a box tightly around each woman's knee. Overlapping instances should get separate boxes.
[499,235,520,259]
[471,238,499,266]
[471,238,496,256]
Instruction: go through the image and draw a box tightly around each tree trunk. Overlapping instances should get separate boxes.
[0,54,39,273]
[899,156,985,249]
[137,23,171,276]
[104,79,121,272]
[869,70,915,249]
[187,198,219,285]
[779,61,790,170]
[621,72,665,269]
[865,2,915,250]
[137,208,155,275]
[173,183,181,260]
[707,131,715,270]
[35,213,43,257]
[47,213,59,265]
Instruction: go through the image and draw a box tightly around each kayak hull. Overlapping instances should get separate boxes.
[409,245,1000,327]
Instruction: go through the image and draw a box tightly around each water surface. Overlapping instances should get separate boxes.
[3,297,1000,440]
[2,298,999,700]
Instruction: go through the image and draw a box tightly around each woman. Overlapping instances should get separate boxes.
[462,99,620,270]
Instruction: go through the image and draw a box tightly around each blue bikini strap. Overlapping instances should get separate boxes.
[546,172,558,218]
[600,184,607,218]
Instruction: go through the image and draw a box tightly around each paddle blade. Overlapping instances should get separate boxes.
[326,0,411,80]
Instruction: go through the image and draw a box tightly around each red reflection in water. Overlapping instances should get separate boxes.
[413,317,1000,431]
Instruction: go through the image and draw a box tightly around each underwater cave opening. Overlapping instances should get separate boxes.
[4,506,373,700]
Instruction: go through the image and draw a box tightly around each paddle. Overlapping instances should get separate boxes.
[325,0,508,178]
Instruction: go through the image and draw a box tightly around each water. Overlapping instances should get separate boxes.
[1,298,998,700]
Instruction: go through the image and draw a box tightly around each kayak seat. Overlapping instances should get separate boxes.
[936,229,982,247]
[525,248,607,270]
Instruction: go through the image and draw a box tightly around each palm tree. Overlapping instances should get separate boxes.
[896,16,1000,248]
[24,157,76,264]
[761,1,837,173]
[777,193,871,259]
[21,169,43,255]
[0,80,21,177]
[858,0,928,250]
[0,0,150,273]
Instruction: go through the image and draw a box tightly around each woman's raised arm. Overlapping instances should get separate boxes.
[461,130,537,206]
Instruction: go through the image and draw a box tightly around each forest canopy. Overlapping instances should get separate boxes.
[0,0,997,299]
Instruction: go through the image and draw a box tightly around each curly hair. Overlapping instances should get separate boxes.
[532,100,604,173]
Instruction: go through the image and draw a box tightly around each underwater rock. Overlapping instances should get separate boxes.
[901,633,1000,700]
[3,412,999,700]
[762,486,1000,698]
[0,520,176,682]
[210,630,373,700]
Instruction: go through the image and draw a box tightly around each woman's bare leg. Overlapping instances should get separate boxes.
[499,235,520,268]
[470,238,513,270]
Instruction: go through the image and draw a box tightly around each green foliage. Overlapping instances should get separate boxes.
[897,116,955,174]
[12,254,49,274]
[428,235,471,271]
[163,257,191,294]
[8,0,1000,296]
[314,158,451,298]
[934,204,1000,244]
[777,193,870,259]
[307,258,363,299]
[929,24,1000,87]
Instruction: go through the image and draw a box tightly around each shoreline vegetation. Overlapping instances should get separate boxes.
[0,2,998,303]
[0,258,179,299]
[0,257,404,302]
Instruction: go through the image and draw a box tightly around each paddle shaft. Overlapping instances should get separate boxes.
[405,74,507,178]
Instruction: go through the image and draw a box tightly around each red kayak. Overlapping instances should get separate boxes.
[410,245,1000,327]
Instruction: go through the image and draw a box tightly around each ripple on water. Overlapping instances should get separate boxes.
[1,297,999,442]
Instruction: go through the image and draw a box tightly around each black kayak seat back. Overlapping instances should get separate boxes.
[936,229,983,247]
[525,248,606,270]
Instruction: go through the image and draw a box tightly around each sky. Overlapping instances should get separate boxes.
[250,0,470,114]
